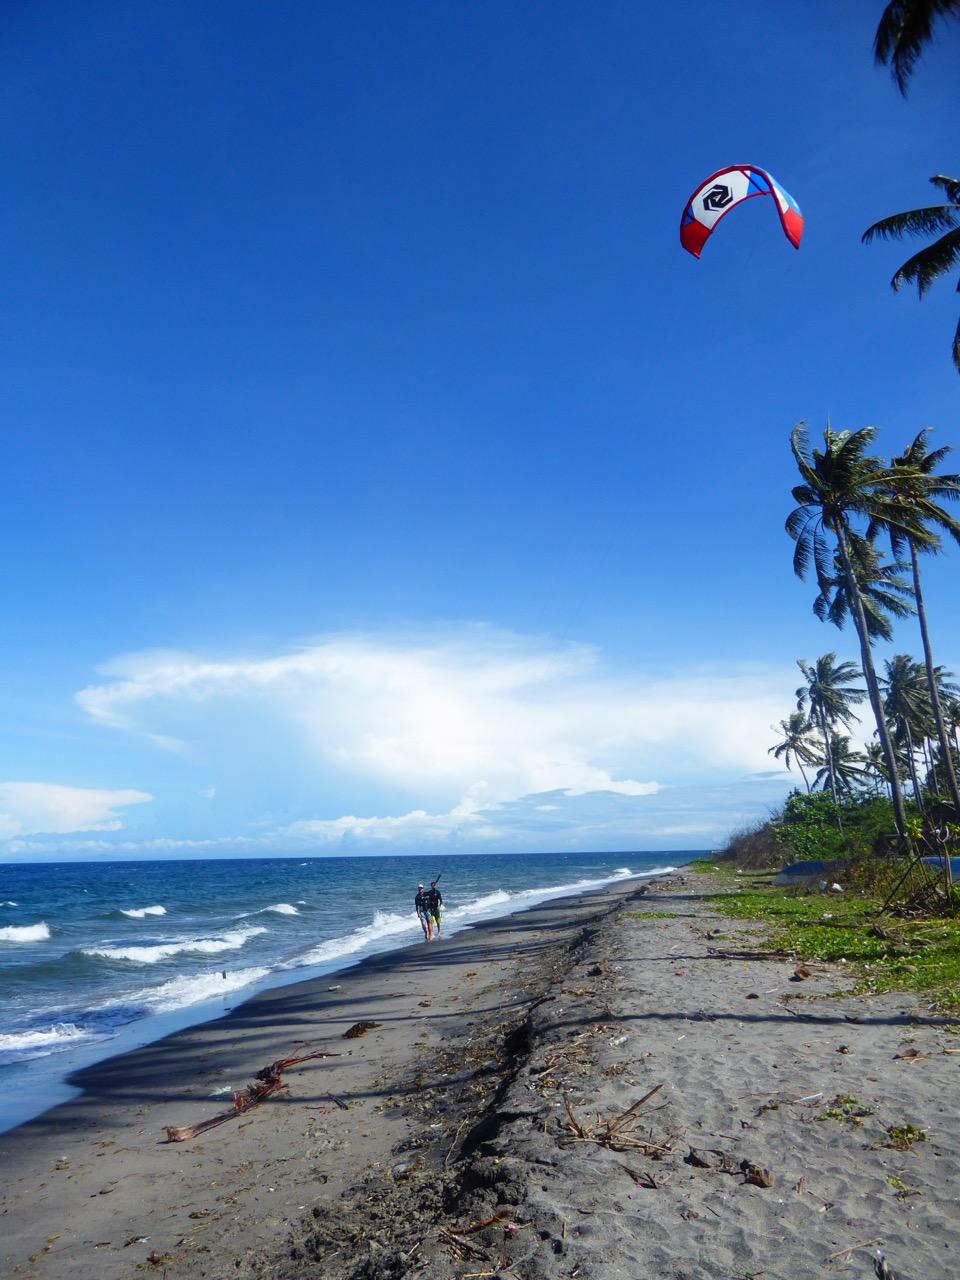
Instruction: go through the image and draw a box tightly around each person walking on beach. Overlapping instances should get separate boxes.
[415,883,433,942]
[427,880,443,941]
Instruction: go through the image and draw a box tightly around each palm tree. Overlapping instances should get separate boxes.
[864,740,892,796]
[787,424,929,839]
[812,734,867,796]
[813,534,915,640]
[862,176,960,372]
[874,0,960,93]
[795,654,865,810]
[872,429,960,812]
[882,654,934,809]
[769,711,820,793]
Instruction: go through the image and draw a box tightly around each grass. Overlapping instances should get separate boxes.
[699,885,960,1008]
[623,911,683,920]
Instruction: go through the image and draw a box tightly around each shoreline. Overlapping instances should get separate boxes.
[0,874,659,1279]
[6,866,954,1279]
[0,862,675,1136]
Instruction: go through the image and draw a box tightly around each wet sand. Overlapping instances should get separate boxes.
[2,873,959,1280]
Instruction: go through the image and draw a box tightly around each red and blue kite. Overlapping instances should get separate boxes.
[680,165,804,259]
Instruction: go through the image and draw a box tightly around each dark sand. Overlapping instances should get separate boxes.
[3,873,959,1280]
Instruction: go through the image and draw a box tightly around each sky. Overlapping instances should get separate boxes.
[1,1,959,860]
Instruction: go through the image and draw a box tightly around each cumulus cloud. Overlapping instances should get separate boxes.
[68,626,797,850]
[0,782,152,838]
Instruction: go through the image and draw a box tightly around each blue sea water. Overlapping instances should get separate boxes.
[0,851,686,1132]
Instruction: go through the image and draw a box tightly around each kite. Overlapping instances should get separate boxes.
[680,165,804,259]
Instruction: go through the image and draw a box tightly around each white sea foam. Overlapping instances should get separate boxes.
[260,903,298,915]
[0,900,18,907]
[119,966,271,1013]
[283,865,673,973]
[0,922,51,943]
[82,926,266,964]
[0,1023,89,1054]
[288,909,416,969]
[119,905,167,919]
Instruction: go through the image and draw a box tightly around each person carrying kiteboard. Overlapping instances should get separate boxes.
[427,878,443,941]
[414,883,433,941]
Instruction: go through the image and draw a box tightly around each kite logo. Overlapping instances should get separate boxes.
[702,184,733,212]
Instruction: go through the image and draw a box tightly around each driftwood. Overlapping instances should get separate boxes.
[162,1049,339,1142]
[559,1084,670,1154]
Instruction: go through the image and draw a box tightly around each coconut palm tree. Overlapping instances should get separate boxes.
[871,429,960,812]
[813,534,915,641]
[786,424,929,839]
[882,654,935,809]
[862,176,960,372]
[864,740,892,796]
[769,712,820,793]
[812,734,868,796]
[874,0,960,93]
[795,655,865,810]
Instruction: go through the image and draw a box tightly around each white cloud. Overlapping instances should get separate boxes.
[76,626,789,793]
[0,782,152,838]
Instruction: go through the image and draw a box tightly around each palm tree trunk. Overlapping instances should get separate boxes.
[818,707,842,829]
[797,757,811,794]
[902,720,925,812]
[836,525,910,841]
[910,540,960,816]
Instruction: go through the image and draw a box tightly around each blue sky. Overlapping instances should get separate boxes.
[2,1,958,859]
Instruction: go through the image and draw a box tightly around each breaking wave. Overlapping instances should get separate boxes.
[0,1023,90,1063]
[81,926,266,964]
[118,905,167,919]
[0,922,51,943]
[112,966,272,1014]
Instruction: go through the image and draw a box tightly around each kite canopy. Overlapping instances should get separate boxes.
[680,164,804,259]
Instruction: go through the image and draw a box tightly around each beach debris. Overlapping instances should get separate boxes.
[740,1159,774,1188]
[746,992,760,999]
[123,1236,149,1247]
[821,1239,880,1263]
[188,1209,210,1219]
[559,1085,672,1156]
[685,1148,713,1169]
[792,964,813,981]
[343,1021,381,1038]
[837,1045,852,1054]
[875,1249,906,1280]
[893,1046,929,1063]
[162,1048,338,1142]
[328,984,342,992]
[587,960,609,977]
[446,1210,511,1237]
[146,1250,173,1266]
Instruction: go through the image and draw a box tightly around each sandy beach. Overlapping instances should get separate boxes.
[2,872,959,1280]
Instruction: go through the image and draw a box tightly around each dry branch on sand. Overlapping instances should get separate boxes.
[162,1049,338,1142]
[558,1084,673,1155]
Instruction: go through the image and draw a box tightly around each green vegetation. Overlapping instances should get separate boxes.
[887,1175,920,1200]
[887,1123,928,1151]
[695,871,960,1007]
[817,1094,875,1125]
[623,911,683,919]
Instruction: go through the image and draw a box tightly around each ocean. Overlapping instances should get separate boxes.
[0,851,685,1132]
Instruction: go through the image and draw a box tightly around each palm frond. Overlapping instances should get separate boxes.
[931,174,960,204]
[862,204,959,243]
[890,226,960,296]
[874,1,960,94]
